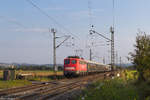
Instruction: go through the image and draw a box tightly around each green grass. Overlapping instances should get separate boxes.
[78,79,139,100]
[16,70,63,76]
[29,77,52,82]
[0,70,63,78]
[0,80,31,89]
[134,81,150,100]
[78,70,150,100]
[0,71,3,78]
[0,70,63,89]
[125,70,138,80]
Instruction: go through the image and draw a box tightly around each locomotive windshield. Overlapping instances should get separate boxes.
[71,60,77,64]
[65,59,70,64]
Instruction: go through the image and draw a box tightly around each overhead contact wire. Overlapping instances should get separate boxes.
[25,0,80,39]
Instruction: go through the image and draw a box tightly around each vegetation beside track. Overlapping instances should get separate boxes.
[29,77,52,82]
[0,70,63,77]
[0,70,3,78]
[78,70,150,100]
[16,70,63,77]
[0,80,31,89]
[0,70,63,89]
[0,70,63,79]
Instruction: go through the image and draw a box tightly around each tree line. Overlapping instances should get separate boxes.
[0,65,63,71]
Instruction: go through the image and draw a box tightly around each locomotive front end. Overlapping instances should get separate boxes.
[64,58,78,77]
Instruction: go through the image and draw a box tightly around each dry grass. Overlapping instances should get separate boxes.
[0,70,3,78]
[0,70,63,79]
[0,70,63,89]
[0,80,31,89]
[16,70,63,77]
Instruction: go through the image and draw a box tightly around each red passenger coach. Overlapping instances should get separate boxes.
[64,56,87,77]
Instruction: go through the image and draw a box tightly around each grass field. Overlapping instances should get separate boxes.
[0,80,31,89]
[0,70,3,78]
[0,70,63,89]
[16,70,63,77]
[0,70,63,77]
[78,70,150,100]
[78,79,139,100]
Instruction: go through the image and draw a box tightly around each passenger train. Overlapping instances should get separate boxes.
[64,56,111,77]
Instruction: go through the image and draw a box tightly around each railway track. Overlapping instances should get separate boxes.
[0,79,69,98]
[0,72,114,100]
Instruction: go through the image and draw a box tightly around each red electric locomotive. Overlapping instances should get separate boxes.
[64,56,87,77]
[64,56,111,77]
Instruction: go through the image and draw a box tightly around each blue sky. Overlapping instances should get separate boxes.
[0,0,150,64]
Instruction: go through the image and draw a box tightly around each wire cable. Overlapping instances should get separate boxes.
[25,0,80,39]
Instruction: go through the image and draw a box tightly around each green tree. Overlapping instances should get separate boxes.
[129,32,150,81]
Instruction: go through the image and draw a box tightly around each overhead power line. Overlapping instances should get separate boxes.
[25,0,79,39]
[111,0,115,70]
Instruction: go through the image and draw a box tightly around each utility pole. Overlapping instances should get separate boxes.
[88,0,115,71]
[103,57,105,64]
[89,29,115,68]
[110,26,115,71]
[120,56,122,67]
[51,28,57,72]
[51,28,71,73]
[116,51,118,65]
[90,48,92,61]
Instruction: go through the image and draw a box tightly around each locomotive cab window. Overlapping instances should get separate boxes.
[65,59,70,64]
[71,60,77,64]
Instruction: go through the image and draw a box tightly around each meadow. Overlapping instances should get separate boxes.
[0,80,31,89]
[0,70,3,78]
[15,70,63,77]
[0,70,63,77]
[0,70,63,89]
[78,70,150,100]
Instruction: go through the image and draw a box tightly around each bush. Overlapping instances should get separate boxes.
[79,79,139,100]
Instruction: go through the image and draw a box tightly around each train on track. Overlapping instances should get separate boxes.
[64,56,111,77]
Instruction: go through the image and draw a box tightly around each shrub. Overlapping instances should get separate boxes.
[79,79,139,100]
